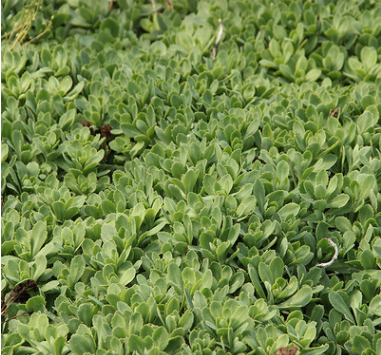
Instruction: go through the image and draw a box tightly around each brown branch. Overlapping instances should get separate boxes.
[2,312,30,324]
[275,346,299,355]
[1,291,20,315]
[329,108,340,118]
[25,27,50,45]
[165,0,174,10]
[1,280,38,316]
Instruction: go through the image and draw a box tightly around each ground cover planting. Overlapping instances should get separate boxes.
[1,0,381,354]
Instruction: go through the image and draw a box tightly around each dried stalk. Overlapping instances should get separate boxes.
[316,238,338,268]
[25,25,50,45]
[165,0,174,11]
[2,312,30,324]
[1,22,22,39]
[211,19,223,59]
[3,0,44,51]
[9,21,29,51]
[274,345,299,355]
[1,280,38,322]
[329,108,340,118]
[150,0,156,13]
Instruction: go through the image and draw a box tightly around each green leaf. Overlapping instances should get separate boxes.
[202,90,213,108]
[100,18,119,37]
[59,109,76,130]
[352,335,371,354]
[305,68,321,82]
[121,123,142,137]
[64,81,84,101]
[187,0,197,12]
[237,195,256,218]
[153,327,169,350]
[301,344,330,355]
[278,286,312,309]
[182,169,199,194]
[360,249,375,270]
[69,334,96,355]
[277,203,300,220]
[41,280,59,293]
[313,155,337,172]
[102,200,116,215]
[68,255,85,287]
[271,334,289,353]
[52,201,65,222]
[31,221,47,258]
[41,49,52,67]
[248,265,266,299]
[178,309,194,331]
[269,39,281,57]
[279,64,294,80]
[358,109,378,133]
[216,242,229,263]
[358,174,377,201]
[78,304,93,327]
[26,296,46,311]
[254,179,265,214]
[119,267,136,285]
[176,32,194,51]
[129,334,146,354]
[101,224,117,241]
[168,263,183,295]
[276,160,289,182]
[258,262,274,285]
[166,336,185,355]
[1,144,9,163]
[270,257,284,280]
[335,217,352,232]
[33,254,47,281]
[328,292,355,324]
[326,194,349,208]
[361,46,377,72]
[54,337,66,355]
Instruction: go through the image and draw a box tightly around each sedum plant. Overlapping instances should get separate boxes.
[2,0,381,355]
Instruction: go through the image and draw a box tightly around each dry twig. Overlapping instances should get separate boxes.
[329,108,340,118]
[1,312,30,324]
[274,345,299,355]
[1,280,38,323]
[211,19,223,59]
[2,0,53,51]
[25,26,50,45]
[316,238,338,268]
[150,0,157,13]
[165,0,174,11]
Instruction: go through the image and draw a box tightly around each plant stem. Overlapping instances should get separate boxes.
[25,27,50,45]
